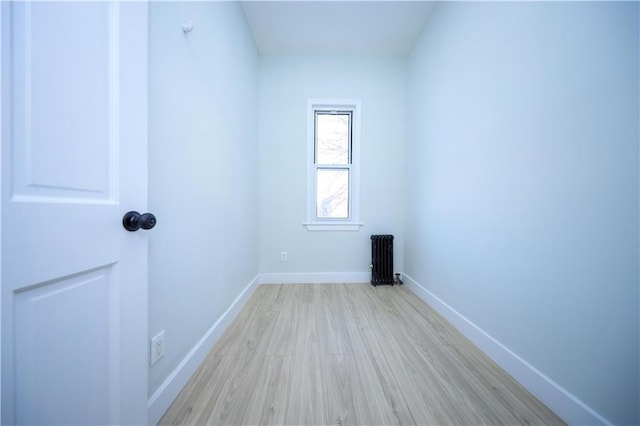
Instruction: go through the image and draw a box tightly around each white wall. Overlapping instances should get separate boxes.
[148,2,259,398]
[406,2,639,425]
[259,56,405,277]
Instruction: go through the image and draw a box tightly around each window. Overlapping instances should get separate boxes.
[305,100,362,231]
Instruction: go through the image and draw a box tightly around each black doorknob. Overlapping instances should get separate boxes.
[123,211,157,232]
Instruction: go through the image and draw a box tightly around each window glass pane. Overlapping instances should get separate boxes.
[316,168,349,219]
[316,113,350,165]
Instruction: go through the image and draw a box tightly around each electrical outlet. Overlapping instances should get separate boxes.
[150,330,165,365]
[280,251,288,262]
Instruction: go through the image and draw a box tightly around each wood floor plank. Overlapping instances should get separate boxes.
[316,284,353,355]
[266,285,300,355]
[199,351,262,425]
[158,284,566,426]
[285,351,327,425]
[157,355,233,426]
[340,283,417,426]
[285,300,328,425]
[323,353,357,425]
[213,285,280,356]
[240,355,293,426]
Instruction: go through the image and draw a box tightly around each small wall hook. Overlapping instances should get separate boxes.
[182,21,194,33]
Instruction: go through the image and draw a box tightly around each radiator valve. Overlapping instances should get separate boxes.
[394,273,403,285]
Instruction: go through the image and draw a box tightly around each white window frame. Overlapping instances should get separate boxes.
[305,99,362,231]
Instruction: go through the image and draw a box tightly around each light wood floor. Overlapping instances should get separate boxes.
[159,284,565,425]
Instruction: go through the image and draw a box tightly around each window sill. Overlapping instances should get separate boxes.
[303,222,364,231]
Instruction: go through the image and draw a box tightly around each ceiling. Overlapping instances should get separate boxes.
[240,1,435,56]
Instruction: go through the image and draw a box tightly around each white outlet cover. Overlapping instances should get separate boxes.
[150,330,165,365]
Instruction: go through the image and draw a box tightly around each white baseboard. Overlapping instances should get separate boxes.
[403,273,611,426]
[259,271,370,284]
[147,274,260,425]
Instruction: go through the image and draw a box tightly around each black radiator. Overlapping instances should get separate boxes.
[370,234,394,286]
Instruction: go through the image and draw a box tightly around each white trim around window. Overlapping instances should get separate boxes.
[304,99,363,231]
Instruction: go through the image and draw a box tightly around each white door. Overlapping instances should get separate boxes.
[1,1,149,424]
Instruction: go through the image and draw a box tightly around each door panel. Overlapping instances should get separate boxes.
[1,2,148,424]
[12,2,116,202]
[14,266,116,425]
